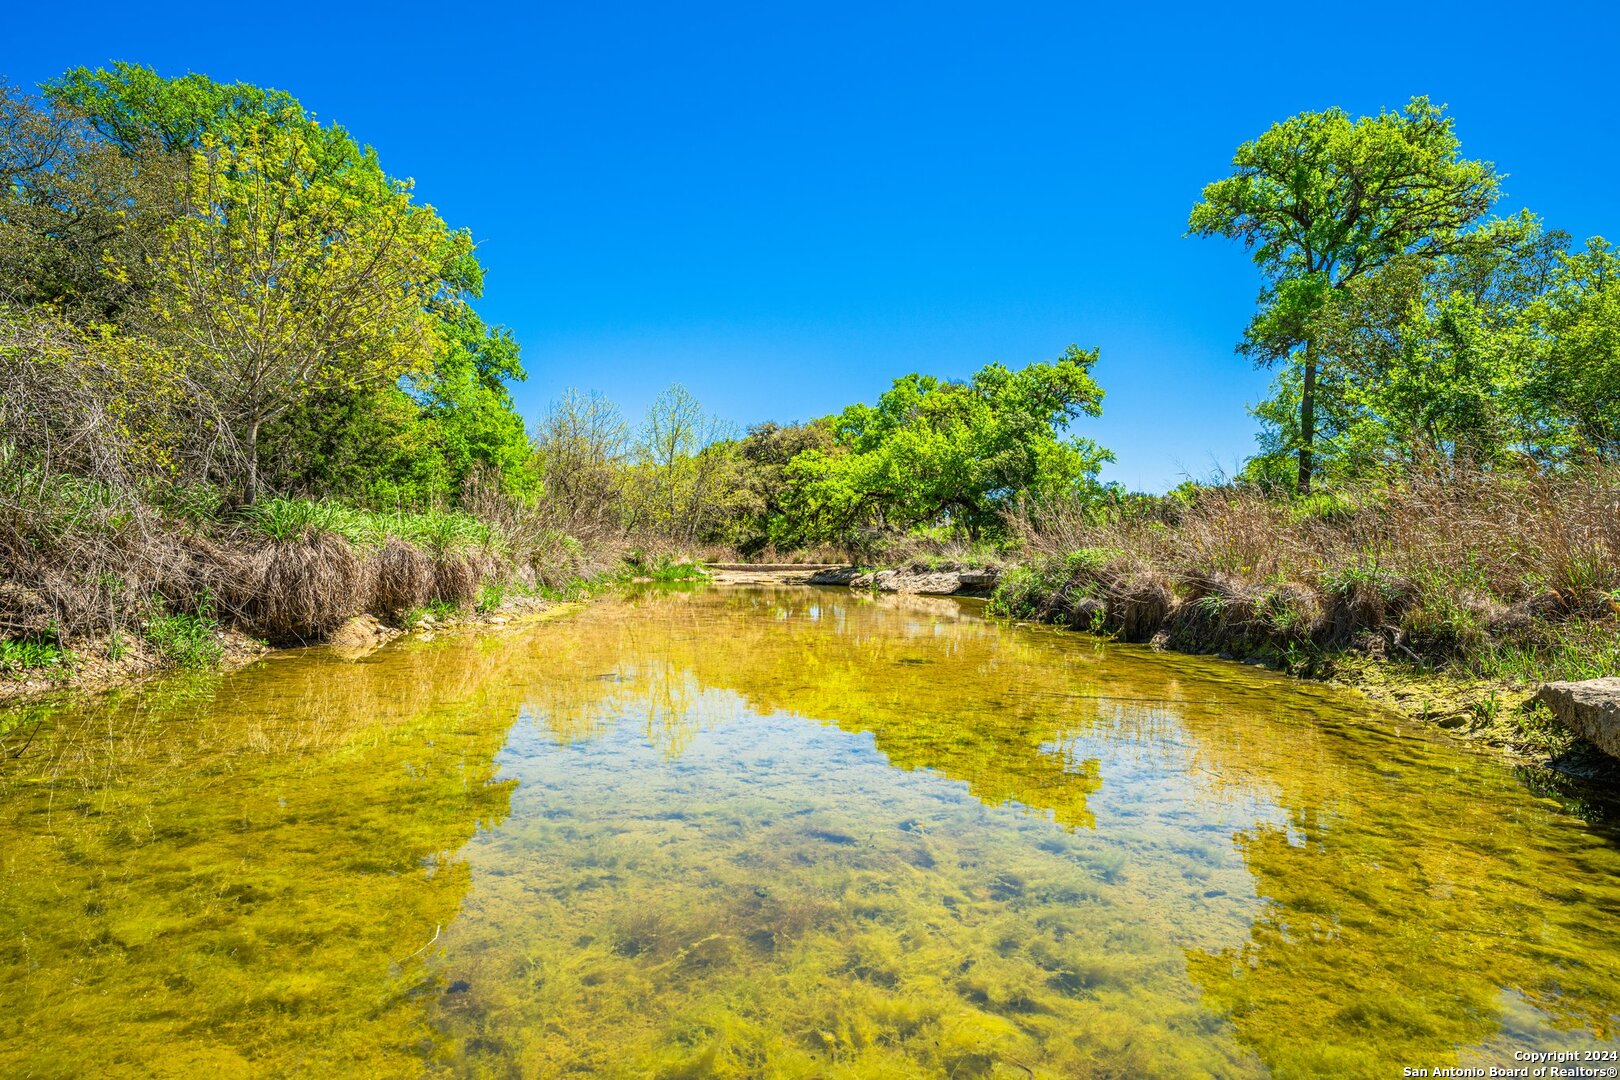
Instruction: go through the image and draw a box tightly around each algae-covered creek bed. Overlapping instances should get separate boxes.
[2,585,1619,1078]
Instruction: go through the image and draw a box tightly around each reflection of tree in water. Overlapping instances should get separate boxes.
[514,586,1108,829]
[0,641,527,1076]
[5,585,1618,1077]
[1163,668,1620,1075]
[516,587,1620,1075]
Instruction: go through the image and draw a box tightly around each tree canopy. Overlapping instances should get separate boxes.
[2,64,533,508]
[1191,97,1502,492]
[780,346,1112,541]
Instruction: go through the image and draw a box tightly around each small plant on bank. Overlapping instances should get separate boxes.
[624,551,710,583]
[1508,702,1576,757]
[403,600,463,627]
[1471,690,1503,725]
[143,596,225,669]
[650,559,709,582]
[477,581,506,613]
[986,564,1060,620]
[0,630,74,677]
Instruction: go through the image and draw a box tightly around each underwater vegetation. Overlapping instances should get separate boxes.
[1,586,1617,1077]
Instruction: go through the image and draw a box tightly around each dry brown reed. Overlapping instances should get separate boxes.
[244,534,370,643]
[1004,463,1620,666]
[370,537,433,620]
[430,553,484,608]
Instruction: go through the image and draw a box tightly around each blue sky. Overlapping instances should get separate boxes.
[4,2,1616,490]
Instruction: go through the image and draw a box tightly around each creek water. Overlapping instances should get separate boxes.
[2,585,1618,1078]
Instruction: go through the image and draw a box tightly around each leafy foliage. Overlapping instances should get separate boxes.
[1191,97,1502,491]
[779,346,1113,543]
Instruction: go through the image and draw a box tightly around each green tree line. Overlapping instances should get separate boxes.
[3,69,1615,563]
[1,63,534,510]
[1191,97,1617,493]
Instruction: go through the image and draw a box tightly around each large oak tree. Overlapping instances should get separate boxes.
[1190,97,1500,492]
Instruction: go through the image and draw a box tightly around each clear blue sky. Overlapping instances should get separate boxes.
[4,2,1616,490]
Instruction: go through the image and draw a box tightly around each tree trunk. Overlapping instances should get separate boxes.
[246,419,261,506]
[1297,338,1317,495]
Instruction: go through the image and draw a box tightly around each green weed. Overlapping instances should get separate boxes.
[0,631,74,676]
[240,498,371,544]
[624,552,710,583]
[477,581,506,613]
[144,597,225,669]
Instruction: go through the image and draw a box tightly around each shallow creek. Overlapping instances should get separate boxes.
[2,585,1618,1078]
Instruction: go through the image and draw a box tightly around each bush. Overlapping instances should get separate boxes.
[245,533,368,643]
[370,537,433,621]
[1001,462,1620,674]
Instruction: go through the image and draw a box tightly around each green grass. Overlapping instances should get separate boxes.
[625,553,711,583]
[403,600,463,626]
[0,632,74,677]
[985,563,1065,620]
[383,508,493,556]
[239,497,374,544]
[239,498,492,555]
[152,482,228,525]
[477,581,507,613]
[1475,617,1620,683]
[143,599,225,669]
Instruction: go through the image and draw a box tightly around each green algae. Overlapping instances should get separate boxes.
[1,585,1618,1077]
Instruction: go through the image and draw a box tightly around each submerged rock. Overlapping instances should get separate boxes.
[327,614,397,651]
[1533,678,1620,759]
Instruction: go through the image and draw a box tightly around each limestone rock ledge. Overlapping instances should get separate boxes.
[807,566,1000,597]
[1533,677,1620,759]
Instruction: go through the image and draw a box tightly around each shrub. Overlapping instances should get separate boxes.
[370,537,433,621]
[245,533,368,643]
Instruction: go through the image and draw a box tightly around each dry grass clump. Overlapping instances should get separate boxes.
[0,462,209,644]
[430,553,485,608]
[1002,462,1620,671]
[243,534,369,643]
[370,537,433,620]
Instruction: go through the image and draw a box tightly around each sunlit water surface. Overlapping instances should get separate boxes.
[2,586,1618,1078]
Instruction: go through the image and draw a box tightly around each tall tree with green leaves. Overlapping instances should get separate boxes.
[1190,97,1501,492]
[48,62,302,156]
[0,79,177,318]
[784,346,1112,540]
[147,118,461,502]
[1525,237,1620,460]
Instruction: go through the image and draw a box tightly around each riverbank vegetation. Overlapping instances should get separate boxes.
[0,64,602,675]
[2,68,1615,743]
[983,100,1617,741]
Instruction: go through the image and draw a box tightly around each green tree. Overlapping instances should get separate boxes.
[48,62,301,156]
[1191,97,1501,492]
[1244,216,1570,483]
[146,118,462,502]
[785,346,1111,540]
[531,389,630,537]
[722,420,838,552]
[0,80,174,318]
[1527,237,1620,460]
[624,385,736,544]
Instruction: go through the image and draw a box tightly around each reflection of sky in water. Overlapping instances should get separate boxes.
[2,585,1618,1078]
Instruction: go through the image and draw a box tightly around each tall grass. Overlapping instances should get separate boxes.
[1002,462,1620,676]
[238,498,493,554]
